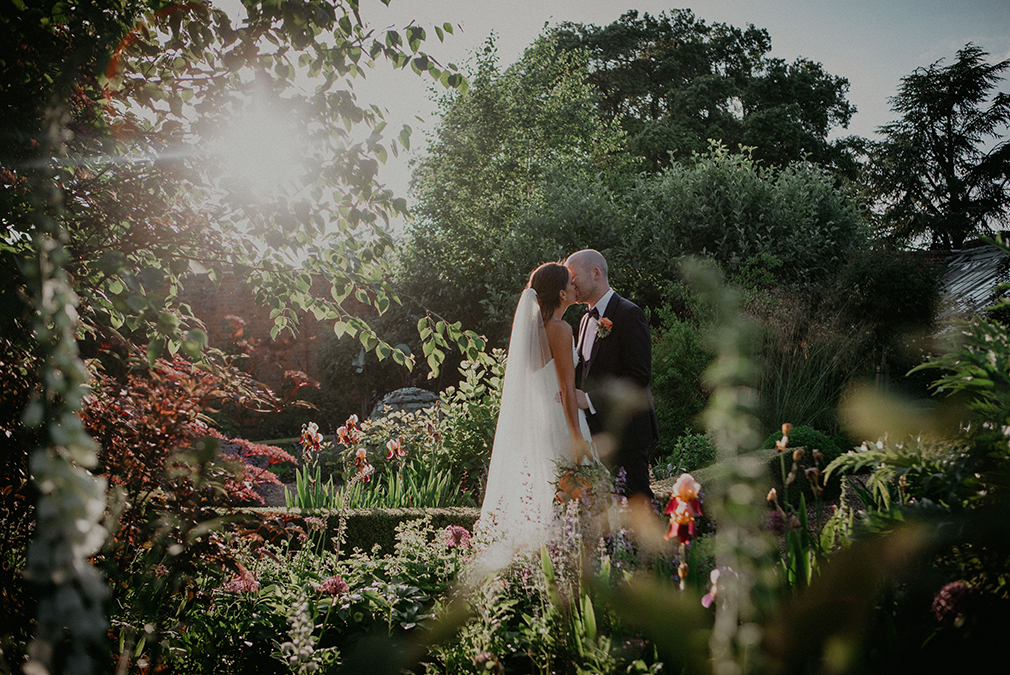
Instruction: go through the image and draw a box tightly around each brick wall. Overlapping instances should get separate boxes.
[180,273,325,391]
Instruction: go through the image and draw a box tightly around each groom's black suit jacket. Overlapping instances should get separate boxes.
[576,292,659,496]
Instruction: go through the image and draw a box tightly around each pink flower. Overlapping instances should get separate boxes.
[702,568,720,608]
[664,474,703,544]
[315,575,349,596]
[444,525,472,548]
[219,566,259,594]
[671,473,703,514]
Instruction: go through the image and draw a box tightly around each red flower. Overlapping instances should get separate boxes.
[664,500,698,543]
[664,473,703,543]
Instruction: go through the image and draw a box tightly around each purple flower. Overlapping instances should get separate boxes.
[762,509,800,536]
[444,525,472,548]
[315,575,350,596]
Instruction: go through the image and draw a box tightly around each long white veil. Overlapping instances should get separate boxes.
[478,288,567,555]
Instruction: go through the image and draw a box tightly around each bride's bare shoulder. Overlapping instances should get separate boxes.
[544,318,573,343]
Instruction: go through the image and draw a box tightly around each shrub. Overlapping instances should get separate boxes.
[652,311,713,451]
[762,424,843,505]
[652,430,718,479]
[433,351,506,500]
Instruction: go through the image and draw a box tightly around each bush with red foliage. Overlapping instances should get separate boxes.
[208,429,297,503]
[83,355,294,506]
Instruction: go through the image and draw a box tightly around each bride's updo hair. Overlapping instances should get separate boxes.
[528,262,569,322]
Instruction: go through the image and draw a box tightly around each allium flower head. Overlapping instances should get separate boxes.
[932,581,976,626]
[315,575,349,596]
[219,567,259,594]
[443,525,472,548]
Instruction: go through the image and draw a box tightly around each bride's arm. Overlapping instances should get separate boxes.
[546,321,589,459]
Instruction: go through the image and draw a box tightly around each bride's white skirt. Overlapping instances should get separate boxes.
[477,358,590,562]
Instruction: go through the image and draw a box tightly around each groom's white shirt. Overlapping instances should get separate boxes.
[580,287,614,415]
[581,287,614,362]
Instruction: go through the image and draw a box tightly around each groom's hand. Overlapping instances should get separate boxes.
[575,389,589,409]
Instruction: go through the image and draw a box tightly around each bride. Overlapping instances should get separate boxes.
[478,262,592,554]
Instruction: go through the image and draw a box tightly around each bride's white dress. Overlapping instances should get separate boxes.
[478,289,591,557]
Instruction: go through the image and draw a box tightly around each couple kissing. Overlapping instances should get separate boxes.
[479,249,659,553]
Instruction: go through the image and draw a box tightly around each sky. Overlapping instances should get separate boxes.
[219,0,1010,219]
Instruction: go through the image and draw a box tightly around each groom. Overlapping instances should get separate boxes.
[566,249,659,499]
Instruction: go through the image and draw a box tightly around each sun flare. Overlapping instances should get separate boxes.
[213,105,304,194]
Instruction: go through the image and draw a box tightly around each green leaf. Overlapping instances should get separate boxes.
[147,336,166,365]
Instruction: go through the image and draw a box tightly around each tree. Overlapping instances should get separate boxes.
[1,1,475,670]
[553,9,859,173]
[400,32,627,344]
[868,44,1010,249]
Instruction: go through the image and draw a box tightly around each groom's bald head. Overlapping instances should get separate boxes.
[565,249,609,305]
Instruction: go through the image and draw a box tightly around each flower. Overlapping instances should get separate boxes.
[763,509,801,536]
[595,316,613,339]
[219,566,259,594]
[315,575,349,596]
[664,473,703,543]
[385,436,407,460]
[664,500,698,543]
[354,447,373,482]
[672,473,702,508]
[300,422,322,453]
[303,516,326,531]
[443,525,472,548]
[932,581,976,626]
[702,568,721,608]
[555,470,591,503]
[336,415,362,445]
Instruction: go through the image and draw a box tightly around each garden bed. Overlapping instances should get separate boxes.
[243,506,480,554]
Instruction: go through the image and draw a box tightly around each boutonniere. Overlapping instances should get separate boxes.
[596,316,613,339]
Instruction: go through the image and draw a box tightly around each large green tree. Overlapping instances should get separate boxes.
[400,32,627,342]
[553,9,860,173]
[868,44,1010,249]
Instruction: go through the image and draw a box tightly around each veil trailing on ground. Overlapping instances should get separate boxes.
[479,288,566,557]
